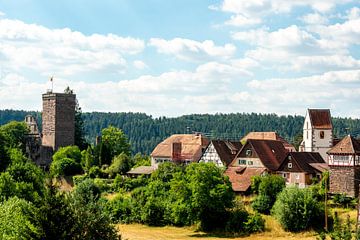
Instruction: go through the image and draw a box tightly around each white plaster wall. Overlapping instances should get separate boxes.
[302,113,313,152]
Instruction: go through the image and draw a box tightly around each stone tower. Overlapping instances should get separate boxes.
[42,92,76,151]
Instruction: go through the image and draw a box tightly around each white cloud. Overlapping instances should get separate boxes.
[149,38,236,62]
[225,14,262,27]
[133,60,148,70]
[301,13,328,25]
[347,7,360,20]
[0,11,4,17]
[0,18,145,76]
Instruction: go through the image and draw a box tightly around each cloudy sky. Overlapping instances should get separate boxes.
[0,0,359,117]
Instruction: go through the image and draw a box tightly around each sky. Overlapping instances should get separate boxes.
[0,0,359,117]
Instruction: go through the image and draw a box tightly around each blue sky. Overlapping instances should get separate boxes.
[0,0,359,117]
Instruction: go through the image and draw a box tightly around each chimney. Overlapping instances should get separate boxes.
[172,142,182,160]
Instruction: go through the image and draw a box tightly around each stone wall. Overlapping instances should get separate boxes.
[330,166,360,197]
[42,93,76,151]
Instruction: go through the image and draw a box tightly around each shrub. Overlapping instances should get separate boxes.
[88,166,102,178]
[53,146,82,163]
[244,213,265,233]
[103,194,133,223]
[272,186,323,232]
[50,157,82,177]
[332,194,355,208]
[251,175,285,214]
[225,207,249,233]
[105,153,132,178]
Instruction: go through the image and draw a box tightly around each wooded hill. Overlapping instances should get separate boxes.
[1,109,360,154]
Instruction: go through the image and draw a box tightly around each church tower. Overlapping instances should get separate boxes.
[299,109,333,161]
[42,91,76,151]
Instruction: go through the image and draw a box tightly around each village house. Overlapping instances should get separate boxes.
[299,109,333,161]
[127,166,156,178]
[328,135,360,197]
[199,140,242,167]
[277,152,328,188]
[150,133,209,168]
[225,139,288,193]
[241,131,296,152]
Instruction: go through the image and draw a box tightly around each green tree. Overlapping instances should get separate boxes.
[169,163,234,231]
[105,153,132,178]
[101,126,131,160]
[0,132,10,171]
[0,197,43,239]
[272,186,323,232]
[0,121,29,152]
[50,146,83,177]
[52,146,82,163]
[251,175,285,214]
[81,146,97,172]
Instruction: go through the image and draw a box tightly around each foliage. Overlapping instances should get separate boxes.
[103,193,133,223]
[51,146,83,177]
[101,125,131,160]
[113,174,149,192]
[52,146,82,163]
[169,163,234,231]
[132,153,151,167]
[251,174,285,214]
[69,180,120,240]
[50,157,82,177]
[329,213,352,240]
[81,146,97,171]
[105,153,133,178]
[272,186,324,232]
[0,132,10,171]
[88,166,102,178]
[0,197,43,240]
[0,121,29,152]
[332,194,355,208]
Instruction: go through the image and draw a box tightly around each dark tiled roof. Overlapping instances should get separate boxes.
[212,140,242,166]
[327,135,360,155]
[308,109,332,129]
[241,132,295,151]
[248,139,288,171]
[278,152,326,173]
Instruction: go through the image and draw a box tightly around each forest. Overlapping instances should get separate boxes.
[1,109,360,154]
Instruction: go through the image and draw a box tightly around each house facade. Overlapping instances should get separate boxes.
[277,152,328,188]
[328,135,360,197]
[199,140,242,167]
[299,109,333,161]
[150,134,209,168]
[225,139,288,193]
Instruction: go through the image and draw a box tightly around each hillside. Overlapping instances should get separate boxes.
[1,109,360,154]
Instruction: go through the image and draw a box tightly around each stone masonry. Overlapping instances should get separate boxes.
[330,166,360,197]
[42,92,76,151]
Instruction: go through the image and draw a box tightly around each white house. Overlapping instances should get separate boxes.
[199,140,242,167]
[299,109,333,162]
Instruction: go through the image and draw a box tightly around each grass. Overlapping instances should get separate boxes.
[117,214,318,240]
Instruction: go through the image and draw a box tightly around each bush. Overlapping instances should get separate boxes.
[251,175,285,214]
[244,213,265,233]
[332,194,355,208]
[50,157,82,177]
[88,166,102,178]
[272,186,323,232]
[105,153,132,178]
[225,207,249,233]
[103,194,133,223]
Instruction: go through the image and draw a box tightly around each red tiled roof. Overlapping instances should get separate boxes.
[308,109,332,129]
[151,134,209,160]
[225,167,266,192]
[241,132,295,151]
[248,139,288,171]
[327,135,360,155]
[211,140,242,166]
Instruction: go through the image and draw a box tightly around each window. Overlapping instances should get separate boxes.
[238,159,246,165]
[246,149,252,156]
[248,161,253,165]
[306,131,309,139]
[296,174,300,180]
[288,162,292,169]
[320,131,324,139]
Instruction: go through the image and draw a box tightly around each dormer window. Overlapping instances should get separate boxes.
[320,131,324,139]
[288,163,292,169]
[246,149,252,157]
